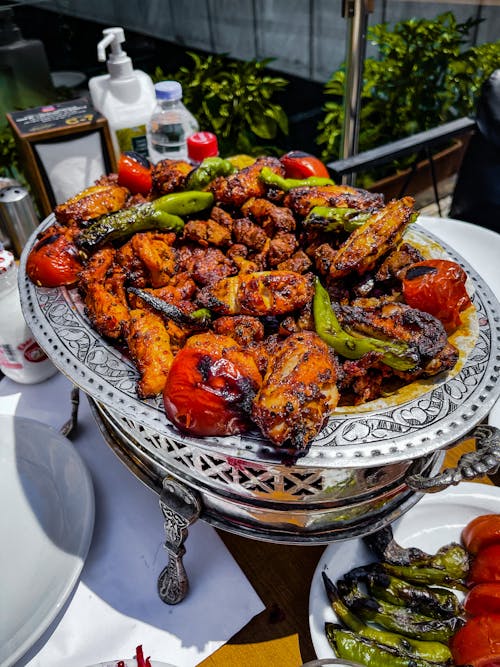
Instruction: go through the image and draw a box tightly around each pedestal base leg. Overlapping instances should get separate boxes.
[157,477,202,604]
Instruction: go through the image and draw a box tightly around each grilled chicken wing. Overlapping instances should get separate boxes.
[197,270,315,316]
[124,308,174,398]
[117,231,177,288]
[210,157,284,208]
[151,159,193,195]
[251,331,339,449]
[55,184,129,226]
[79,247,130,339]
[284,185,384,217]
[329,197,416,280]
[212,315,265,346]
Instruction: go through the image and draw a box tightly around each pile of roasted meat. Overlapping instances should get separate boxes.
[26,153,473,451]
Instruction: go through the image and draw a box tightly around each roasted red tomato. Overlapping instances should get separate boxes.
[402,259,472,330]
[468,544,500,586]
[163,333,262,437]
[280,150,330,179]
[463,514,500,555]
[465,583,500,616]
[450,614,500,667]
[26,224,83,288]
[117,151,152,195]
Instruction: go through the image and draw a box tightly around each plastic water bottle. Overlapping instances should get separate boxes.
[147,81,199,163]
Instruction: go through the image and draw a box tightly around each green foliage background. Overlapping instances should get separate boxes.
[317,12,500,172]
[153,52,289,156]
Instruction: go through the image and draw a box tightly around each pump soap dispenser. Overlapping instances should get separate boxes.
[88,27,156,161]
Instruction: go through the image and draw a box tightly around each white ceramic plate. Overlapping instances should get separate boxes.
[309,482,500,660]
[0,415,95,667]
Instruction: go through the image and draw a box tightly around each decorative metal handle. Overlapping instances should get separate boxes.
[157,476,202,604]
[407,424,500,493]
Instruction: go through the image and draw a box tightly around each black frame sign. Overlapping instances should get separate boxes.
[7,98,116,217]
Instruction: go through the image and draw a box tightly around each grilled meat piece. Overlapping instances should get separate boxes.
[79,247,130,339]
[117,231,176,288]
[210,157,284,209]
[55,184,129,226]
[176,245,237,286]
[151,159,193,195]
[212,315,265,346]
[182,218,231,247]
[337,300,449,362]
[376,242,425,282]
[251,331,339,448]
[267,233,298,267]
[284,185,384,217]
[124,308,175,398]
[329,197,416,280]
[232,217,268,251]
[277,249,312,274]
[197,270,315,316]
[241,197,296,235]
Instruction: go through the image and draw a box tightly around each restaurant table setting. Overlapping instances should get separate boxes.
[0,372,265,667]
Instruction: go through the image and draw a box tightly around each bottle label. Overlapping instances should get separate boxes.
[116,125,149,159]
[0,338,49,369]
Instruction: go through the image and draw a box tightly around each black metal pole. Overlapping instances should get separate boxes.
[341,0,373,184]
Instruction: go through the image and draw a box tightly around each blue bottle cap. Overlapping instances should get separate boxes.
[154,80,182,101]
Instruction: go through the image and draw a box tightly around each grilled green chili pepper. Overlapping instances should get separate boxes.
[344,565,462,620]
[184,157,236,190]
[128,287,211,327]
[313,278,418,371]
[77,191,214,250]
[303,206,373,232]
[259,166,334,191]
[364,526,470,588]
[322,573,452,663]
[337,577,463,642]
[325,624,451,667]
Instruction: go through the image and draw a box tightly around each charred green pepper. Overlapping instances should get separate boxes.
[127,287,211,327]
[184,157,236,190]
[322,573,452,663]
[337,577,463,642]
[259,166,334,191]
[344,565,462,620]
[77,191,214,250]
[325,624,451,667]
[364,526,470,589]
[313,277,418,371]
[303,206,373,232]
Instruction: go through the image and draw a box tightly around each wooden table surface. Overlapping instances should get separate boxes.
[199,436,498,667]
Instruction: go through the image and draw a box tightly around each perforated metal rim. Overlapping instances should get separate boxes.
[19,217,500,468]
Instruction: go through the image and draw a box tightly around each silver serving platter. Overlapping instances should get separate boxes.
[19,215,500,468]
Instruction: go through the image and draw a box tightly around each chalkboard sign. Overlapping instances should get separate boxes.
[7,98,116,217]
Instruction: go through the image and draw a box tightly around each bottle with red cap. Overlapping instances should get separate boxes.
[187,131,219,165]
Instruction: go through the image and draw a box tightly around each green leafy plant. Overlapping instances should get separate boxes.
[154,52,289,156]
[317,12,500,176]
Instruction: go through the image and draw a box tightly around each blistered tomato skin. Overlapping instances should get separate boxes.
[163,346,261,437]
[462,514,500,554]
[280,151,330,179]
[402,259,472,331]
[26,225,83,288]
[468,544,500,586]
[450,614,500,667]
[465,583,500,616]
[117,151,152,196]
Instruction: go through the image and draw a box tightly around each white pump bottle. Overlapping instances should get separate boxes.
[88,27,156,161]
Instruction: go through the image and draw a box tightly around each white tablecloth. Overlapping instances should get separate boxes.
[0,372,264,667]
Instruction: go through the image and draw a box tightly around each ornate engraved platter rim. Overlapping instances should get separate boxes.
[19,217,500,468]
